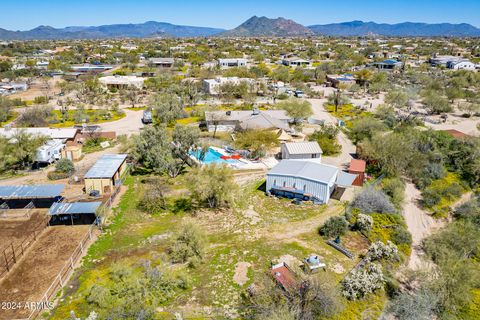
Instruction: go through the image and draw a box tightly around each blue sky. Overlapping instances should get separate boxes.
[3,0,480,30]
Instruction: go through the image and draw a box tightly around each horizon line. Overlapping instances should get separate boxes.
[1,18,479,32]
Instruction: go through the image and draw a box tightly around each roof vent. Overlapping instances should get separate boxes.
[226,111,231,116]
[252,107,260,115]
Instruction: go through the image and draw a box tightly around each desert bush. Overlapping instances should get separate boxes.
[17,106,53,127]
[341,263,384,300]
[319,216,348,238]
[380,177,405,208]
[308,125,341,156]
[55,158,75,174]
[355,213,373,234]
[365,241,399,262]
[138,179,169,214]
[387,289,439,320]
[169,222,207,266]
[390,226,412,246]
[186,163,237,208]
[350,187,396,214]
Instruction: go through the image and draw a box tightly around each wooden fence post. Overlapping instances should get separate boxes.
[10,243,15,263]
[3,250,9,272]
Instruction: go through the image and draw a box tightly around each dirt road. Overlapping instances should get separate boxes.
[306,98,357,169]
[402,182,443,270]
[403,181,473,270]
[97,108,145,136]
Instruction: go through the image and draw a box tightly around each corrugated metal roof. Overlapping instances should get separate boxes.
[84,154,127,179]
[336,171,358,187]
[267,160,338,184]
[0,184,65,199]
[349,159,366,172]
[49,201,102,215]
[283,141,323,155]
[0,128,78,140]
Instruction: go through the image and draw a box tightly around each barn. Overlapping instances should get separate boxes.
[0,184,65,208]
[48,201,102,225]
[266,160,357,204]
[84,154,128,195]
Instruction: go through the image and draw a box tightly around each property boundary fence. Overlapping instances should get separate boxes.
[23,222,98,320]
[0,201,36,220]
[0,215,50,279]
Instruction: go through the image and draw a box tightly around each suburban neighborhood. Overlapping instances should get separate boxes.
[0,2,480,320]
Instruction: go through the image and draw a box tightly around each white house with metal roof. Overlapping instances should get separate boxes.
[84,154,128,195]
[266,160,357,204]
[281,141,322,161]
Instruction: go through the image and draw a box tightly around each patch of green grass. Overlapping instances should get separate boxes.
[48,110,126,128]
[325,104,372,128]
[0,111,18,127]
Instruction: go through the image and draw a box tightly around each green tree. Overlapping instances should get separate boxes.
[275,99,313,124]
[319,216,348,238]
[186,163,238,208]
[150,93,185,125]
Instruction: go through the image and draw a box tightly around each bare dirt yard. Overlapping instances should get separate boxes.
[0,225,90,320]
[0,211,47,251]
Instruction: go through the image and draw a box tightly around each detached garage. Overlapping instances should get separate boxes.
[266,160,357,204]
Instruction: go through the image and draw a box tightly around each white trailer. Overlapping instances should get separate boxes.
[36,140,65,163]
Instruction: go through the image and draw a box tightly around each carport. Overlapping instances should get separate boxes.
[48,201,102,225]
[0,184,65,208]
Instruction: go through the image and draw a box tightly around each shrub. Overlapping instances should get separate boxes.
[319,216,348,238]
[55,158,75,174]
[308,124,341,156]
[390,226,412,246]
[350,187,396,214]
[169,222,206,265]
[381,177,405,208]
[341,263,385,300]
[138,180,168,214]
[355,213,373,234]
[365,241,399,262]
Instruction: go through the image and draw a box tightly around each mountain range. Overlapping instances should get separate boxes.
[308,20,480,37]
[0,21,224,39]
[0,17,479,39]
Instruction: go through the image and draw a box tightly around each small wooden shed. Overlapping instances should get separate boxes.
[349,159,366,186]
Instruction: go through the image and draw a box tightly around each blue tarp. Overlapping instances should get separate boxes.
[0,184,65,199]
[49,201,102,215]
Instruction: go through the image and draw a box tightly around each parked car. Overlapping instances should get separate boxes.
[142,110,153,124]
[294,90,304,98]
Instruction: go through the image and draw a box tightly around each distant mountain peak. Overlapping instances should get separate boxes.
[220,16,314,37]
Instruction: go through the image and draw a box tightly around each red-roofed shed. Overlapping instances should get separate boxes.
[349,159,366,186]
[271,262,298,291]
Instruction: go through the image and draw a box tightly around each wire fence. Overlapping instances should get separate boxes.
[23,222,98,320]
[0,215,50,279]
